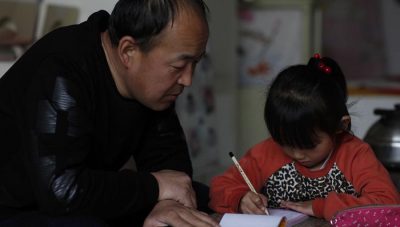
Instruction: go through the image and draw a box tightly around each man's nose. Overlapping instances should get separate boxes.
[178,66,193,87]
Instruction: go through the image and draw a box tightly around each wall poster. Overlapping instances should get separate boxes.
[238,0,316,87]
[0,1,38,61]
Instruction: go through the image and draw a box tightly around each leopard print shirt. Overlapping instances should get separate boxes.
[261,162,359,208]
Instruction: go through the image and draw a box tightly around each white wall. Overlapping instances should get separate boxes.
[204,0,239,169]
[0,62,12,76]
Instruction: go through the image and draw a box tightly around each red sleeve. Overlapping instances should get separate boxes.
[209,139,290,213]
[312,138,400,220]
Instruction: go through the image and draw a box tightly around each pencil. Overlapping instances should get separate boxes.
[229,152,269,215]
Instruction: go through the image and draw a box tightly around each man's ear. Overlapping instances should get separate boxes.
[337,115,351,133]
[117,36,139,67]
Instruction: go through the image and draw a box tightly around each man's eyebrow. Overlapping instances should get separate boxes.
[177,51,206,61]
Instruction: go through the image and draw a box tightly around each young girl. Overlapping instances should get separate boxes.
[209,54,400,221]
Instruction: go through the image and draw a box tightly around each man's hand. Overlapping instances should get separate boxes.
[239,191,268,214]
[280,200,314,216]
[151,170,196,208]
[143,200,220,227]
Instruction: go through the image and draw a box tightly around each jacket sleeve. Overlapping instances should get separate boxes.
[209,147,267,213]
[312,142,400,220]
[133,106,193,177]
[23,57,158,218]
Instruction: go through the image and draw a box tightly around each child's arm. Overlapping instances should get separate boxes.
[313,142,400,220]
[209,148,267,213]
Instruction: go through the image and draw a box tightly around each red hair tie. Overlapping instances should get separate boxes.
[313,53,332,74]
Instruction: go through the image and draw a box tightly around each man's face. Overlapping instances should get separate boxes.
[123,11,209,111]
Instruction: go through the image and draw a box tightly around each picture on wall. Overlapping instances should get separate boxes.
[0,1,38,61]
[237,0,315,87]
[40,4,79,37]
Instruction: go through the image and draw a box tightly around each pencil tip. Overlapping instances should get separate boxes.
[228,152,234,157]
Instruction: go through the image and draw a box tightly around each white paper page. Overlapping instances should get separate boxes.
[220,213,284,227]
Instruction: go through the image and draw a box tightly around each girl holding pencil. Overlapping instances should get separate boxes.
[209,54,400,221]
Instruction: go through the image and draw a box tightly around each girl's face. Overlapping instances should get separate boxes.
[282,131,335,170]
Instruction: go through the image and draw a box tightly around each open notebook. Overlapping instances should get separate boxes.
[219,208,308,227]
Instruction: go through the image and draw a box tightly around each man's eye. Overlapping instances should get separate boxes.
[172,65,185,70]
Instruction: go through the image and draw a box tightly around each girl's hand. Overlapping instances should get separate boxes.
[239,191,268,215]
[280,200,314,216]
